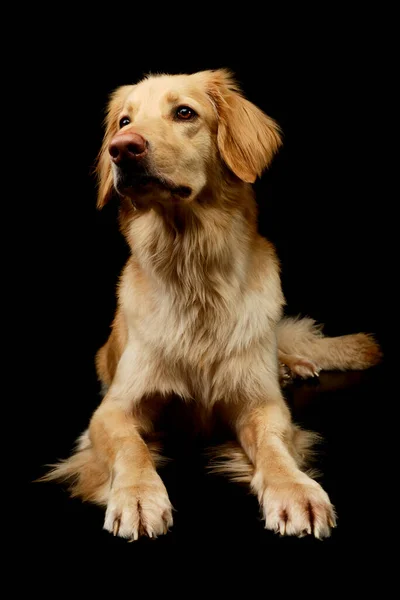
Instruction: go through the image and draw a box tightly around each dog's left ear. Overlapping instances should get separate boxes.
[204,69,282,183]
[96,85,133,209]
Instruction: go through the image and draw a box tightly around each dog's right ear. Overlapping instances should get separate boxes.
[96,86,133,209]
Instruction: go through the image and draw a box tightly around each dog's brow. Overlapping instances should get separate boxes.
[166,91,179,103]
[126,101,137,115]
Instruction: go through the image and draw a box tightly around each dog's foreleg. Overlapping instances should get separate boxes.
[89,346,173,540]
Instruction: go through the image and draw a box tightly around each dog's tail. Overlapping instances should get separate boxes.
[209,426,320,484]
[37,430,165,506]
[37,431,110,505]
[276,316,382,371]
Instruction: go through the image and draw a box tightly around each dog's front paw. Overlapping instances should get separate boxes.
[253,473,336,539]
[104,471,173,540]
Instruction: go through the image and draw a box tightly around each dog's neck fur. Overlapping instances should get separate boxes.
[122,180,258,308]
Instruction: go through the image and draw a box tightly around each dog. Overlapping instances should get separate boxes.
[44,69,381,540]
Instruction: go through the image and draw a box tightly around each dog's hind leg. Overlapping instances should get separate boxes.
[277,317,382,378]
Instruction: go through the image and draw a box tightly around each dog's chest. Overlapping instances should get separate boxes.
[125,283,274,367]
[120,258,283,403]
[128,296,234,360]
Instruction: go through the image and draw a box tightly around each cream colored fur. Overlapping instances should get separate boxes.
[42,69,381,541]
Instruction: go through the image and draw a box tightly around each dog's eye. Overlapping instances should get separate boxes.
[119,117,131,128]
[175,106,197,121]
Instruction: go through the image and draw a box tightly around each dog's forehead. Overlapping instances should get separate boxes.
[126,73,209,108]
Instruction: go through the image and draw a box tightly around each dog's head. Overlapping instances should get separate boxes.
[97,69,282,208]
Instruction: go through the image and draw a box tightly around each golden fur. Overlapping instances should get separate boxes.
[43,69,381,540]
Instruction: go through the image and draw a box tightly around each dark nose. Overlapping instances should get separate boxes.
[109,133,148,164]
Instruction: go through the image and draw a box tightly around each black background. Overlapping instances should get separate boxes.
[23,17,393,581]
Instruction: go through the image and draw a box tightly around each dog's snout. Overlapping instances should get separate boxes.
[109,133,148,164]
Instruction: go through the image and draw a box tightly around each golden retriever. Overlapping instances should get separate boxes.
[44,69,381,541]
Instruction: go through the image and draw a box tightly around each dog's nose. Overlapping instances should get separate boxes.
[109,133,148,164]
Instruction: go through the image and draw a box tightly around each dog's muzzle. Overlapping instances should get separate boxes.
[109,132,192,200]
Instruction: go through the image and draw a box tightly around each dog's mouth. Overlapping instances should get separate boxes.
[115,173,192,200]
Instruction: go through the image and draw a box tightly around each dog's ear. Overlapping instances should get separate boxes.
[205,69,282,183]
[96,85,133,209]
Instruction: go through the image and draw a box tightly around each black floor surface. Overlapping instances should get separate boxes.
[28,363,389,571]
